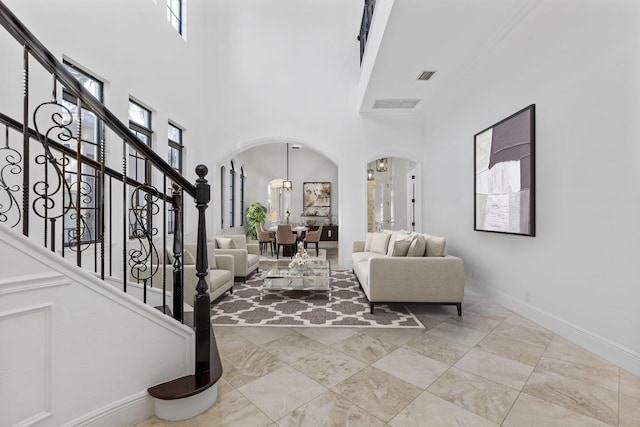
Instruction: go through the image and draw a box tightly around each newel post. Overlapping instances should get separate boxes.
[194,165,211,374]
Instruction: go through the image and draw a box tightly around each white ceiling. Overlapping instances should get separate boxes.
[359,0,539,114]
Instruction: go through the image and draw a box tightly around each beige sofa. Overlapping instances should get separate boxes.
[209,235,260,283]
[130,242,234,304]
[352,231,465,315]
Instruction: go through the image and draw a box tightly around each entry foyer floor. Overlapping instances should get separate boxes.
[136,293,639,426]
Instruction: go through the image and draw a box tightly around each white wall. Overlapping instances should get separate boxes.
[0,224,194,426]
[422,0,640,374]
[204,0,424,262]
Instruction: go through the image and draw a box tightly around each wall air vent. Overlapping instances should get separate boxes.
[417,71,436,80]
[373,99,421,109]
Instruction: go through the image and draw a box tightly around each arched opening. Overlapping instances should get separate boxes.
[366,157,419,232]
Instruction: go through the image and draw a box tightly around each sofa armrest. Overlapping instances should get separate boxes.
[352,241,365,253]
[246,243,259,255]
[214,248,247,276]
[367,255,465,302]
[214,254,234,277]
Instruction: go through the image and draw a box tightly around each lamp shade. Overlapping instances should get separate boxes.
[367,169,374,180]
[376,158,388,172]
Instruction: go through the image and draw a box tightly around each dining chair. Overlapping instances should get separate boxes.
[303,224,323,256]
[255,223,275,257]
[275,224,297,259]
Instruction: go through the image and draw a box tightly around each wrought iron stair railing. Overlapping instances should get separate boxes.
[0,0,221,406]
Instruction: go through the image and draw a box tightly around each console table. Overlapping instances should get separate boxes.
[307,225,338,241]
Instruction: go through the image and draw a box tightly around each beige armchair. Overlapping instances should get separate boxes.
[275,224,297,259]
[209,235,260,282]
[129,242,234,304]
[303,224,323,256]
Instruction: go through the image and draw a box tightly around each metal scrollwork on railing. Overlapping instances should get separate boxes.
[0,129,22,227]
[128,184,161,283]
[32,100,92,250]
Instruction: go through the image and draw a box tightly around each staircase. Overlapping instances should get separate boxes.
[0,1,222,424]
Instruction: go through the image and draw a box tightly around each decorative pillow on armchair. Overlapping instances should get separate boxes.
[215,237,236,249]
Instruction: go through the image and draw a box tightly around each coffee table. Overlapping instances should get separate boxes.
[261,259,332,299]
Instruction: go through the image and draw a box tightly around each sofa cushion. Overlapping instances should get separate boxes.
[215,237,236,249]
[371,232,391,255]
[364,232,375,251]
[406,235,426,257]
[425,234,446,257]
[388,238,412,257]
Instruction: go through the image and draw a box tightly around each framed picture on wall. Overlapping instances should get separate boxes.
[474,104,535,236]
[303,182,331,216]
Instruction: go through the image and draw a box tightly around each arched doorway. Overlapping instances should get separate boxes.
[366,157,418,232]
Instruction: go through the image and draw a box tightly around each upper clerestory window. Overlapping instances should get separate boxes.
[167,0,183,35]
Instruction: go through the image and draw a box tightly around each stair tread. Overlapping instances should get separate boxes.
[148,371,215,400]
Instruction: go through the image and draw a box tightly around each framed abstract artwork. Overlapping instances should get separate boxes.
[474,104,535,236]
[303,182,331,216]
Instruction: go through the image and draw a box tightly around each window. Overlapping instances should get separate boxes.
[240,166,245,226]
[128,100,153,238]
[220,165,225,228]
[61,62,104,247]
[229,161,235,228]
[167,0,183,35]
[167,123,183,233]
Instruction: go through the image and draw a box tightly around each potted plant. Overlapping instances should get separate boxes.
[245,202,267,240]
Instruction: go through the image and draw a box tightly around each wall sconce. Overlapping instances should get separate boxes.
[367,169,374,180]
[376,158,388,172]
[283,142,292,190]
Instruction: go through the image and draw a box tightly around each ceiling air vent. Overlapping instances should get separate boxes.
[373,99,421,109]
[417,71,436,81]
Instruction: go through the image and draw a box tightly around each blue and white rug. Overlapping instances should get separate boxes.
[210,270,424,328]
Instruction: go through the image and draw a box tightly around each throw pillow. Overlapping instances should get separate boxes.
[389,238,411,257]
[425,234,446,257]
[364,232,374,252]
[370,232,391,255]
[406,235,426,257]
[215,237,236,249]
[183,249,196,265]
[385,231,405,256]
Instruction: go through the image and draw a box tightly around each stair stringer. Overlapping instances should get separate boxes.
[0,224,195,427]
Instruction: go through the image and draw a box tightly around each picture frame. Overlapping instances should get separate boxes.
[303,182,331,216]
[474,104,535,236]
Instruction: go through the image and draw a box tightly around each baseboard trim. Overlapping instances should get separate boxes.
[64,390,153,427]
[467,279,640,377]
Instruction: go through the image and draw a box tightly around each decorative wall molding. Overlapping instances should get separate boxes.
[0,272,69,295]
[0,303,53,427]
[65,391,153,427]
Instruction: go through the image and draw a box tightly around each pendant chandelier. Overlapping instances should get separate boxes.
[376,158,388,172]
[283,143,292,190]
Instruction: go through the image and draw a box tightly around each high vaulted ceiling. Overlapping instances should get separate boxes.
[359,0,539,115]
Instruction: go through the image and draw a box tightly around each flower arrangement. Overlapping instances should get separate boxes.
[289,242,310,270]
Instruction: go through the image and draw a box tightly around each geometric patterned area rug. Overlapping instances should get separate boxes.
[210,270,424,328]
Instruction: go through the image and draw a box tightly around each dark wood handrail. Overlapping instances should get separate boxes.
[0,0,195,197]
[0,111,174,203]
